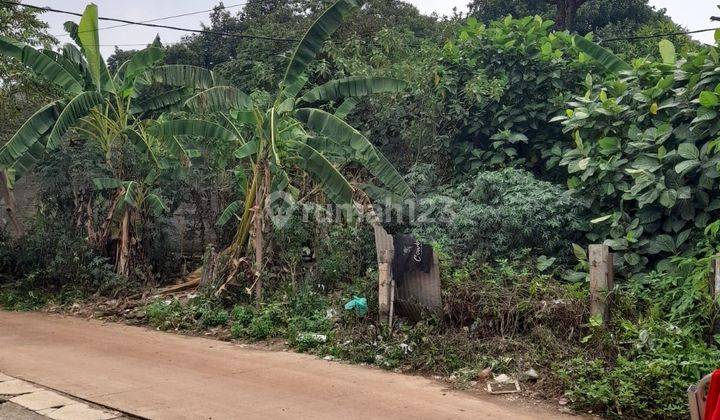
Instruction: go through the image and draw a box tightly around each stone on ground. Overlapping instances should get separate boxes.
[11,390,76,411]
[43,403,118,420]
[0,380,40,396]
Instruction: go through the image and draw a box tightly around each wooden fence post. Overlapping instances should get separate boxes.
[589,244,614,324]
[378,250,393,324]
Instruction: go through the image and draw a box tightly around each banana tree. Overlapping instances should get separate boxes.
[92,171,168,278]
[166,0,413,297]
[0,3,228,275]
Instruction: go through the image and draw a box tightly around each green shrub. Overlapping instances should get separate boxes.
[146,299,190,330]
[559,321,720,419]
[246,303,286,340]
[231,304,254,325]
[197,305,229,328]
[414,168,585,259]
[553,41,720,275]
[0,220,126,299]
[440,16,590,175]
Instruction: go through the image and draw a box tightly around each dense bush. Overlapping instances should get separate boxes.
[413,168,585,259]
[0,219,125,309]
[438,16,591,176]
[553,41,720,275]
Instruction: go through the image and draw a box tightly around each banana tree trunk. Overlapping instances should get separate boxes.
[253,185,264,302]
[252,161,271,302]
[0,170,25,239]
[97,188,123,249]
[116,207,131,277]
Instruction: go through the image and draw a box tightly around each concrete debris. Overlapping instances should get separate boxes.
[494,374,512,383]
[523,368,539,380]
[44,403,118,420]
[297,333,327,343]
[11,390,75,411]
[0,380,40,396]
[487,375,521,394]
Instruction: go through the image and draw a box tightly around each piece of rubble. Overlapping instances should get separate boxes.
[523,368,539,380]
[44,403,118,420]
[494,374,512,383]
[0,373,14,382]
[0,380,40,396]
[477,367,492,381]
[487,374,521,394]
[11,390,76,411]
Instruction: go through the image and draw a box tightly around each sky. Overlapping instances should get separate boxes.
[29,0,720,58]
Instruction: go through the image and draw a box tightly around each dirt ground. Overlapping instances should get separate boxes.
[0,310,592,420]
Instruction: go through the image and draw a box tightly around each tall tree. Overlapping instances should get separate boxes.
[470,0,675,32]
[165,0,414,298]
[0,2,58,238]
[0,4,231,277]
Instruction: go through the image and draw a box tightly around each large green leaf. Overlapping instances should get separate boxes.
[573,35,631,73]
[234,140,259,160]
[150,119,237,144]
[78,4,113,92]
[296,108,412,198]
[289,141,353,205]
[40,50,84,85]
[92,177,123,190]
[216,200,242,227]
[184,86,252,114]
[300,77,406,103]
[122,180,139,208]
[121,128,161,168]
[46,91,105,150]
[282,0,363,89]
[131,87,189,114]
[61,43,92,83]
[146,193,168,215]
[118,46,164,90]
[0,101,63,168]
[9,140,46,182]
[658,39,676,65]
[141,65,215,90]
[334,97,359,119]
[0,36,83,94]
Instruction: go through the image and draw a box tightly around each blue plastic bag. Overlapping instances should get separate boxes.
[344,296,368,317]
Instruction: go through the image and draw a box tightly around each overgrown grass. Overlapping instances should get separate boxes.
[146,296,229,330]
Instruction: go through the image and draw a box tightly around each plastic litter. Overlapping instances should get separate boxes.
[344,296,368,317]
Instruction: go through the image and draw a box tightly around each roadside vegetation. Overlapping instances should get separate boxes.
[1,0,719,418]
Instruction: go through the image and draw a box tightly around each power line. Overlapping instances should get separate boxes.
[1,1,298,42]
[53,2,248,37]
[602,27,719,42]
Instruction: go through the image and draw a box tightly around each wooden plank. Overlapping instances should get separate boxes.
[378,250,392,323]
[373,223,442,321]
[589,244,613,324]
[396,253,442,320]
[374,225,394,323]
